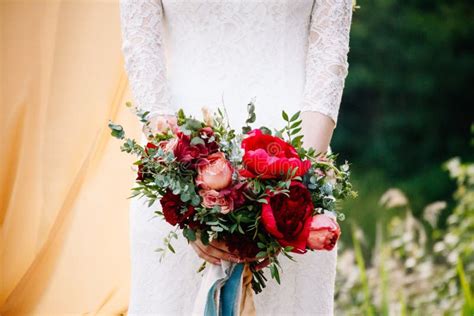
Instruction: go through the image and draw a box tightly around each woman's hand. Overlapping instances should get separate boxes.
[189,236,272,270]
[142,114,178,136]
[190,238,243,265]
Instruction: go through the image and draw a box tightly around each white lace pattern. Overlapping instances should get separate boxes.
[301,0,353,125]
[120,0,174,117]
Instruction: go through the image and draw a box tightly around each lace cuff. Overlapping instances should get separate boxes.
[301,0,353,127]
[119,0,175,118]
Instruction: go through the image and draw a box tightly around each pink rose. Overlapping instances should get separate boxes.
[196,152,233,190]
[199,189,233,214]
[199,183,247,214]
[307,214,341,251]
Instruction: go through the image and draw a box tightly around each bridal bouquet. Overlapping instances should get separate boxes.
[109,102,355,302]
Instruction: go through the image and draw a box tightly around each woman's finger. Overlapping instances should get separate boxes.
[209,239,231,252]
[254,258,271,271]
[195,239,241,263]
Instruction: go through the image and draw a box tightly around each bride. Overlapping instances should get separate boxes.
[120,0,352,315]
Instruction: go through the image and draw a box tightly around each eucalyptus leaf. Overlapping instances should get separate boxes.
[190,137,205,146]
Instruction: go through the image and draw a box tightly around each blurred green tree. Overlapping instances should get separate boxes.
[334,0,474,213]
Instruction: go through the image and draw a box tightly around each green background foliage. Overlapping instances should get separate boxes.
[331,1,474,313]
[333,0,474,245]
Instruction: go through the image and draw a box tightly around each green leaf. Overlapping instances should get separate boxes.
[177,109,186,125]
[259,126,272,135]
[352,224,374,316]
[108,121,125,139]
[211,226,223,232]
[191,195,201,206]
[197,261,207,273]
[290,120,302,129]
[200,231,210,245]
[180,193,191,202]
[270,264,281,284]
[256,251,267,258]
[186,118,202,131]
[457,257,474,313]
[291,135,304,147]
[190,137,205,146]
[290,127,302,135]
[183,227,197,241]
[247,101,255,115]
[242,126,251,134]
[167,243,176,254]
[282,111,289,121]
[290,111,301,122]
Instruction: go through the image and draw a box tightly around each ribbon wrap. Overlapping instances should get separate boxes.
[192,262,256,316]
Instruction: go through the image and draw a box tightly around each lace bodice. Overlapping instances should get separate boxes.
[120,0,352,126]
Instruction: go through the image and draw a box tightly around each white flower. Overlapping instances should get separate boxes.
[379,188,409,208]
[423,201,446,227]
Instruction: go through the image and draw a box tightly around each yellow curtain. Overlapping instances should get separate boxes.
[0,1,137,314]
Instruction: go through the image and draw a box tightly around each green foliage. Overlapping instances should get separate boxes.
[336,154,474,314]
[334,0,474,211]
[108,121,125,139]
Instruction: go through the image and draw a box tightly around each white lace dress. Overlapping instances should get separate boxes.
[120,1,352,315]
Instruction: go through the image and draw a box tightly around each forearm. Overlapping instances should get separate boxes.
[301,111,335,154]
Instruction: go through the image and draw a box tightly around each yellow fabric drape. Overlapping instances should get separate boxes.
[1,1,138,314]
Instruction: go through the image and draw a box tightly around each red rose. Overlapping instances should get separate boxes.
[239,129,310,179]
[307,214,341,251]
[261,181,314,253]
[160,190,195,227]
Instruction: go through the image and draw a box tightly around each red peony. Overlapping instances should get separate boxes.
[261,181,314,253]
[160,190,196,227]
[239,129,310,179]
[307,214,341,251]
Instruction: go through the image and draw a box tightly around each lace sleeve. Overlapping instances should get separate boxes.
[301,0,353,126]
[119,0,174,117]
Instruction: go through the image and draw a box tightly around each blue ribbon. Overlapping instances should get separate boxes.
[204,263,245,316]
